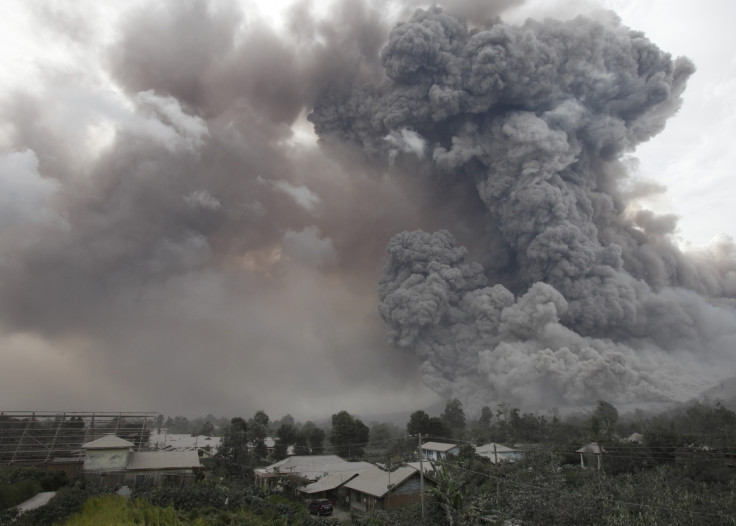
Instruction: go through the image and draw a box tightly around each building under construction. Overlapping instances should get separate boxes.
[0,411,157,477]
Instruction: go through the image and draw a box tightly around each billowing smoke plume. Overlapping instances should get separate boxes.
[310,7,736,409]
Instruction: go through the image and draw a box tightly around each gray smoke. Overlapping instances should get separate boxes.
[310,7,736,410]
[2,1,734,417]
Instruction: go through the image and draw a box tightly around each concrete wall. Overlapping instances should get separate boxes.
[83,448,130,471]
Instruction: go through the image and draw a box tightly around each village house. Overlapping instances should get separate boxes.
[420,441,459,461]
[82,435,201,486]
[299,470,364,505]
[475,443,523,463]
[344,465,436,511]
[255,455,372,489]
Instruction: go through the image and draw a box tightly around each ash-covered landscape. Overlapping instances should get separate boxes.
[2,0,736,524]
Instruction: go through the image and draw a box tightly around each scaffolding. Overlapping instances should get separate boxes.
[0,411,158,466]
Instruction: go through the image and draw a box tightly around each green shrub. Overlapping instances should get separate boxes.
[4,481,110,526]
[0,478,42,511]
[0,467,69,512]
[63,495,180,526]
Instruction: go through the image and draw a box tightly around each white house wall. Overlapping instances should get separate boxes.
[83,449,130,471]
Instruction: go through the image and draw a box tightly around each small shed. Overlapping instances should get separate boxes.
[577,442,605,470]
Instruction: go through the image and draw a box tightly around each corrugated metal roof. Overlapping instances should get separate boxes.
[299,471,363,494]
[149,433,221,453]
[475,443,521,454]
[255,455,373,482]
[576,442,605,454]
[404,461,437,476]
[344,466,417,498]
[82,435,135,449]
[421,442,457,452]
[127,451,201,470]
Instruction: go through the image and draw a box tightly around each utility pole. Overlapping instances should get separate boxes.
[418,433,425,520]
[494,443,499,499]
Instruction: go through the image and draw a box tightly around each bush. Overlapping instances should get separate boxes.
[0,478,42,511]
[3,481,110,526]
[63,495,180,526]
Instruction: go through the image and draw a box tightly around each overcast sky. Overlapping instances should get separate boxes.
[0,0,734,422]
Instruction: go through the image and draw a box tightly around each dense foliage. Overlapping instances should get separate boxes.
[0,480,112,526]
[0,468,68,511]
[63,492,340,526]
[330,411,369,459]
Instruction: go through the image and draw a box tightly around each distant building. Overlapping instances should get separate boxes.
[148,432,222,459]
[420,442,459,461]
[82,435,201,486]
[475,443,523,463]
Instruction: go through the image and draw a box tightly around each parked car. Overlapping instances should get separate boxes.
[308,498,333,516]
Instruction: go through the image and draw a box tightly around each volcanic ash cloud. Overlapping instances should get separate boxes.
[309,7,736,409]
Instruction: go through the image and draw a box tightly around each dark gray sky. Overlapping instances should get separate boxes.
[1,0,735,420]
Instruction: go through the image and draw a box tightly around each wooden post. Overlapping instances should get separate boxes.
[494,443,499,499]
[418,433,425,520]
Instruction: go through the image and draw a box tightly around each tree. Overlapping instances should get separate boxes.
[330,411,369,458]
[248,410,270,461]
[470,406,494,443]
[197,421,214,437]
[213,417,252,482]
[429,417,452,441]
[274,423,297,460]
[301,421,325,454]
[441,399,466,436]
[478,406,493,427]
[591,400,619,441]
[369,422,397,447]
[164,416,191,434]
[407,410,431,436]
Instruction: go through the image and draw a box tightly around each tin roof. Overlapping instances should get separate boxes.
[344,466,418,498]
[127,450,201,471]
[149,433,222,453]
[255,455,372,482]
[81,435,135,449]
[475,443,521,454]
[300,470,363,494]
[421,442,458,452]
[576,442,605,454]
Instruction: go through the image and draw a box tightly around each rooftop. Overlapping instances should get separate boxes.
[421,442,457,452]
[476,443,521,454]
[577,442,605,454]
[300,470,363,494]
[344,466,418,498]
[82,435,135,450]
[255,455,373,482]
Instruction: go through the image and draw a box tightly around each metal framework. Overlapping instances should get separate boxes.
[0,411,158,466]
